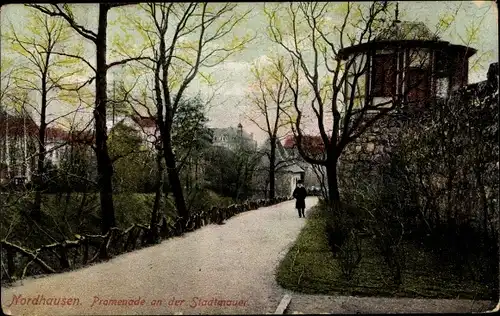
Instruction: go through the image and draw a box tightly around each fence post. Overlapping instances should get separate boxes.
[59,243,70,269]
[7,247,16,280]
[82,239,89,265]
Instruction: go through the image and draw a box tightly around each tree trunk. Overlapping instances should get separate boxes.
[326,158,340,211]
[149,149,163,244]
[269,139,276,200]
[156,24,188,228]
[162,135,188,226]
[95,4,116,238]
[32,84,47,220]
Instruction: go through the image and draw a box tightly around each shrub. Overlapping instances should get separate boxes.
[337,230,362,281]
[324,206,350,258]
[368,205,406,285]
[339,157,411,286]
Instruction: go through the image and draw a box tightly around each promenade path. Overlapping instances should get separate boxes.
[2,197,317,315]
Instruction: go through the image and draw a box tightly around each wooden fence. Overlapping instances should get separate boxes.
[1,196,291,283]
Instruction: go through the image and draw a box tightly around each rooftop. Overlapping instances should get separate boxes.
[339,12,476,60]
[0,111,93,143]
[374,20,439,42]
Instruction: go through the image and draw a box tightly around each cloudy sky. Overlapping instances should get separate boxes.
[1,2,498,144]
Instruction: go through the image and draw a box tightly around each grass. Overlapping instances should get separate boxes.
[276,205,498,301]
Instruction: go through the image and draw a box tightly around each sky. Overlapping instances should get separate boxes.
[1,1,498,145]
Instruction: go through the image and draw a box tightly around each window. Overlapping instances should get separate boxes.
[408,49,430,68]
[371,53,397,97]
[406,68,429,102]
[435,49,451,76]
[435,51,447,73]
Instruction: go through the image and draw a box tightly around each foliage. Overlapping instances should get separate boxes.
[108,122,156,193]
[246,54,294,199]
[204,139,259,201]
[394,83,498,287]
[0,192,166,249]
[184,188,234,215]
[2,8,88,110]
[172,97,212,156]
[336,230,362,281]
[246,54,293,140]
[204,146,241,199]
[397,81,498,235]
[57,144,96,192]
[172,96,213,193]
[262,2,397,204]
[109,2,255,222]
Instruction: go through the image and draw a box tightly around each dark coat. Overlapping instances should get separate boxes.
[293,186,307,209]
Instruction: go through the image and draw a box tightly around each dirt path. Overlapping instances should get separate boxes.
[1,197,318,315]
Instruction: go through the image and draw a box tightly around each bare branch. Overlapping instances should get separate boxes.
[26,4,98,43]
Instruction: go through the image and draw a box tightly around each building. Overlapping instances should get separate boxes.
[256,137,305,197]
[0,111,37,183]
[0,110,93,185]
[108,115,159,153]
[211,123,257,151]
[339,10,476,111]
[337,9,479,167]
[118,117,259,153]
[282,135,324,193]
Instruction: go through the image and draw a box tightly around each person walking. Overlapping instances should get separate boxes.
[292,180,307,218]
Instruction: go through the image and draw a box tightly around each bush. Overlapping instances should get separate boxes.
[339,148,498,288]
[185,188,233,214]
[321,200,363,280]
[337,230,362,281]
[339,157,412,286]
[368,206,406,285]
[324,207,348,256]
[114,193,155,227]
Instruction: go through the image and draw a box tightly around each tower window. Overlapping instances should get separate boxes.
[371,53,397,97]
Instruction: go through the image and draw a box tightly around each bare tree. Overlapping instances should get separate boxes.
[123,83,214,243]
[28,4,149,237]
[120,3,253,227]
[4,8,86,219]
[246,55,292,200]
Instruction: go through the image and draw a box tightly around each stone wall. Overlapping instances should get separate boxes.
[339,113,407,173]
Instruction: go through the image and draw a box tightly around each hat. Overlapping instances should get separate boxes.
[297,180,303,184]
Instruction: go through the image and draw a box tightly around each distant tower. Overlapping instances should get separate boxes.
[237,123,243,138]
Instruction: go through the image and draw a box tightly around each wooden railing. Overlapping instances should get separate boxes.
[1,196,291,283]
